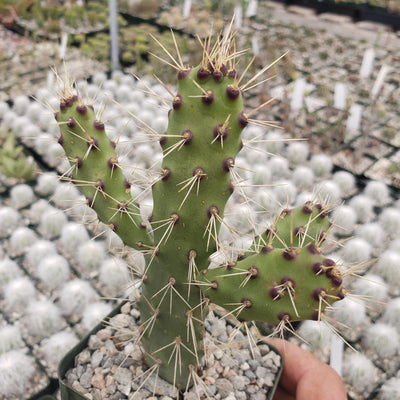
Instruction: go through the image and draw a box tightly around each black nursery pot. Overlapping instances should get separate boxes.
[58,302,283,400]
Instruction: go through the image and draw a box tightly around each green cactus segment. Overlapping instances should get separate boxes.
[55,96,152,251]
[140,266,205,388]
[143,61,245,386]
[151,65,244,275]
[201,245,344,325]
[249,202,331,254]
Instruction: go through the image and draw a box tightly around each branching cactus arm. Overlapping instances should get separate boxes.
[56,93,153,251]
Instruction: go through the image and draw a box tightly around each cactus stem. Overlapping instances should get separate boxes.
[152,336,195,390]
[63,156,81,177]
[173,94,183,110]
[86,136,99,151]
[222,156,235,172]
[161,134,193,158]
[151,215,179,247]
[238,111,249,128]
[201,89,214,105]
[177,168,206,209]
[161,167,171,181]
[188,79,214,105]
[187,251,199,299]
[197,67,211,81]
[107,157,119,173]
[93,120,105,131]
[180,129,193,145]
[204,206,221,251]
[73,156,83,169]
[138,307,160,341]
[223,301,249,320]
[75,104,87,115]
[282,248,299,260]
[185,310,201,362]
[238,266,259,288]
[67,116,76,129]
[226,84,240,101]
[312,262,324,275]
[241,298,253,309]
[212,114,231,147]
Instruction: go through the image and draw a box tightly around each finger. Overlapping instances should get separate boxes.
[296,364,347,400]
[268,338,313,393]
[267,338,347,400]
[272,386,296,400]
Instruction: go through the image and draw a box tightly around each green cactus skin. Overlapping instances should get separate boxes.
[247,202,331,255]
[56,98,152,251]
[53,30,346,391]
[201,244,344,325]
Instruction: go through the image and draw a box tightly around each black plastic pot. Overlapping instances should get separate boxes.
[284,0,358,16]
[58,302,283,400]
[273,0,400,31]
[355,4,400,30]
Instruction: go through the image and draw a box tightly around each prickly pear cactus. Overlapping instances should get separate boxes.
[53,29,346,390]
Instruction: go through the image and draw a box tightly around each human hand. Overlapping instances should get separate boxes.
[268,338,347,400]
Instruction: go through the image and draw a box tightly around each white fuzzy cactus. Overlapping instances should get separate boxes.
[291,165,315,189]
[380,297,400,333]
[37,254,71,290]
[0,350,36,397]
[375,250,400,292]
[58,279,98,317]
[342,352,377,396]
[297,320,332,358]
[59,222,90,253]
[76,240,107,273]
[286,141,309,166]
[28,199,54,224]
[0,258,22,289]
[25,239,58,268]
[9,183,35,209]
[4,277,36,313]
[39,207,68,239]
[342,237,372,264]
[363,322,399,358]
[81,302,113,332]
[309,153,333,178]
[35,172,58,196]
[332,205,357,235]
[99,257,130,291]
[379,207,400,238]
[364,180,390,207]
[330,297,369,341]
[24,299,64,338]
[356,222,386,249]
[0,206,21,238]
[41,331,79,367]
[8,226,38,257]
[351,274,388,312]
[380,377,400,400]
[12,95,31,116]
[332,170,356,197]
[349,194,375,223]
[388,238,400,253]
[0,324,24,355]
